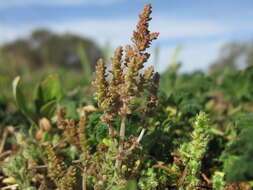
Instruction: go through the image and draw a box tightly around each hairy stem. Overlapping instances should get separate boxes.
[115,115,126,169]
[127,126,147,152]
[0,129,8,154]
[0,126,13,154]
[137,128,146,143]
[82,172,87,190]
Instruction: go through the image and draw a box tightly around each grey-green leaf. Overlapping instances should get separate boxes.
[12,76,37,124]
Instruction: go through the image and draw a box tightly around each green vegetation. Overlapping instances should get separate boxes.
[1,3,253,190]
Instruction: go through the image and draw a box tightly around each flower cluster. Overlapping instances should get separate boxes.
[46,144,77,190]
[93,3,159,128]
[93,3,160,178]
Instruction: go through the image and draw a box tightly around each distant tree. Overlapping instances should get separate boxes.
[0,28,103,71]
[210,41,253,73]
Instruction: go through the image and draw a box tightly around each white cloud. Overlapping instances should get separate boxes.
[157,41,225,72]
[0,25,31,44]
[39,18,230,72]
[0,0,122,8]
[44,17,230,45]
[0,17,240,72]
[49,19,134,47]
[151,18,228,39]
[0,17,228,47]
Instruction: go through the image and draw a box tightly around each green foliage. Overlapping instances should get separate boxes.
[166,112,212,189]
[77,43,92,82]
[212,171,225,190]
[215,66,253,103]
[34,74,62,118]
[4,55,253,189]
[221,113,253,182]
[183,113,210,176]
[12,74,63,124]
[2,153,35,189]
[111,180,137,190]
[138,168,159,190]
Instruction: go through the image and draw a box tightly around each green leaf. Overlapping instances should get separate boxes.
[102,138,113,147]
[34,74,62,116]
[111,185,125,190]
[39,100,57,118]
[12,76,37,124]
[77,43,92,81]
[125,180,138,190]
[111,180,137,190]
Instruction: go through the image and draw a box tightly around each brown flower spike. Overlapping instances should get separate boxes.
[93,4,159,169]
[94,3,159,120]
[132,3,159,52]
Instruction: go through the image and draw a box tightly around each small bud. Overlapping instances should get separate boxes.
[39,118,52,132]
[122,165,127,173]
[83,105,96,113]
[102,175,107,181]
[36,129,44,141]
[28,160,37,169]
[58,142,67,148]
[119,179,127,185]
[98,180,103,185]
[6,126,15,133]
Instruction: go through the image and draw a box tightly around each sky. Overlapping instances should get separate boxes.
[0,0,253,72]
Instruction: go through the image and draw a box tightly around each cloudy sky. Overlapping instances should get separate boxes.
[0,0,252,72]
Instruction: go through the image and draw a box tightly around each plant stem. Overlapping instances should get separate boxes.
[82,172,87,190]
[137,128,146,143]
[2,184,19,190]
[0,127,10,154]
[115,115,126,169]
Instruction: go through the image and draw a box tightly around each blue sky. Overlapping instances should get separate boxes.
[0,0,253,72]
